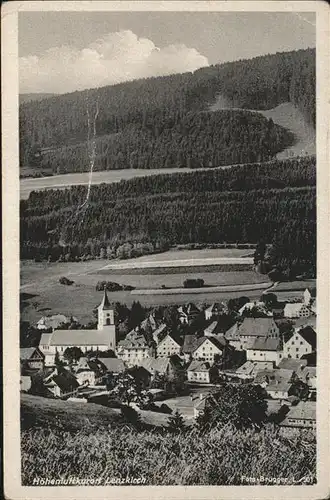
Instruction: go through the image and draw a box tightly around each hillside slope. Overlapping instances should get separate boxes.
[19,48,315,173]
[210,99,316,158]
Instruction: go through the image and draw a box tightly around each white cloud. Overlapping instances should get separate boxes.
[19,30,209,94]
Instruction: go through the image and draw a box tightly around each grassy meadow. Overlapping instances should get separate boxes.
[21,418,316,486]
[20,254,271,325]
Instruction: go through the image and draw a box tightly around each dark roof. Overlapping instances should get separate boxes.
[305,287,316,298]
[98,358,125,373]
[278,358,308,371]
[51,371,79,392]
[182,335,199,354]
[298,326,316,350]
[249,337,281,352]
[225,323,240,341]
[187,360,210,372]
[283,401,316,421]
[239,318,278,337]
[98,289,112,310]
[20,347,42,360]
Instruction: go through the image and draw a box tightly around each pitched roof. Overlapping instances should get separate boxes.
[237,361,274,376]
[300,366,317,383]
[158,333,182,348]
[239,318,278,337]
[52,373,80,393]
[187,360,210,372]
[305,287,316,298]
[293,316,316,330]
[39,333,52,346]
[278,358,308,371]
[49,329,111,347]
[298,326,317,349]
[204,321,219,335]
[254,368,294,385]
[98,289,112,310]
[249,337,282,352]
[20,347,39,360]
[283,401,316,420]
[117,335,149,349]
[225,323,240,341]
[182,335,199,354]
[152,323,168,342]
[138,357,172,375]
[97,358,125,373]
[266,381,292,393]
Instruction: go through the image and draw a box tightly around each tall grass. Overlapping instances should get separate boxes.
[21,424,316,485]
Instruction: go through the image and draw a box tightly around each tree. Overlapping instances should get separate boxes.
[263,293,278,309]
[167,410,185,432]
[199,384,268,430]
[63,346,83,364]
[111,372,152,408]
[227,296,250,313]
[54,351,65,367]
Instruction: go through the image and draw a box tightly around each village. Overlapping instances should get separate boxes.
[20,284,317,430]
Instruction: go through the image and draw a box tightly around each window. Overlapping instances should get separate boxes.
[296,354,299,358]
[300,341,303,345]
[296,348,299,352]
[291,341,294,345]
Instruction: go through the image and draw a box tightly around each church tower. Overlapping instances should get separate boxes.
[97,288,116,349]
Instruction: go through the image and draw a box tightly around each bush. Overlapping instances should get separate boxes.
[183,278,204,288]
[59,276,74,286]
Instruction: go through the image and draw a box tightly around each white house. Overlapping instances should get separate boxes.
[187,360,212,384]
[280,402,316,429]
[283,326,316,360]
[39,289,116,366]
[266,380,292,400]
[303,288,316,306]
[191,337,224,364]
[284,303,311,319]
[138,356,180,379]
[156,334,182,358]
[226,318,280,351]
[246,337,283,366]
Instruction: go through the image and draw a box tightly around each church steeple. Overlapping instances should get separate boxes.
[97,287,115,330]
[99,287,111,310]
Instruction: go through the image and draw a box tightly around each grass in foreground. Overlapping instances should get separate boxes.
[21,423,316,486]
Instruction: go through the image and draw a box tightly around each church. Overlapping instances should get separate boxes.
[39,289,116,366]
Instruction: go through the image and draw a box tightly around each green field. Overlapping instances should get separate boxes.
[20,258,270,325]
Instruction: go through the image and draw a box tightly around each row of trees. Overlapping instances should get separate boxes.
[19,48,315,172]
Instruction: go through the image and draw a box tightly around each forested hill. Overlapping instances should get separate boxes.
[20,156,316,279]
[20,48,315,173]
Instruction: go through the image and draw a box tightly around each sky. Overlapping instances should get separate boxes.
[19,11,316,94]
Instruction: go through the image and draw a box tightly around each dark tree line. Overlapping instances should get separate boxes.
[20,157,316,278]
[22,110,293,174]
[19,48,315,173]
